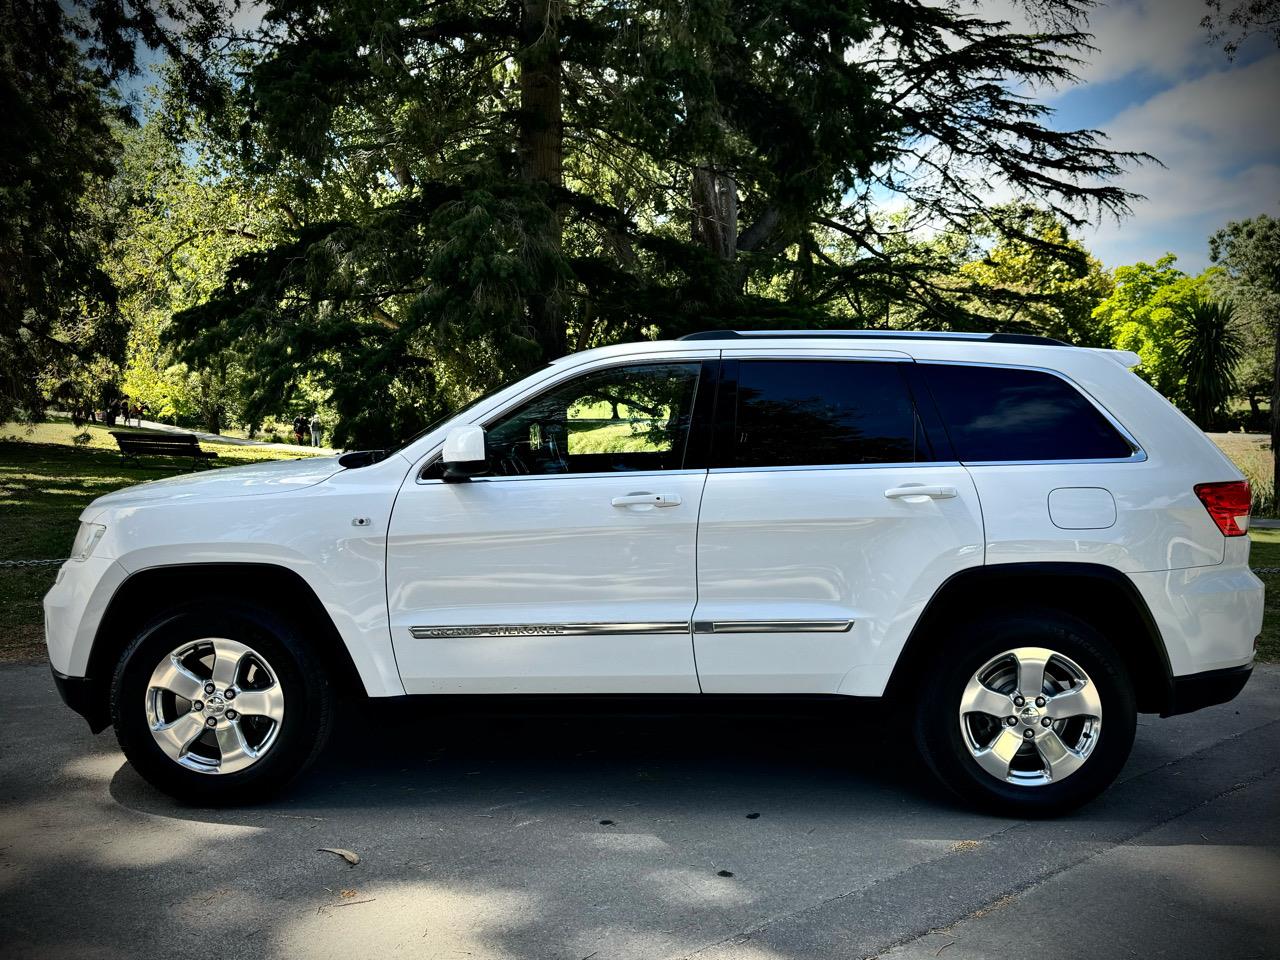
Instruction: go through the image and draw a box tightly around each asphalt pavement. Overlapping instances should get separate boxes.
[1,662,1276,960]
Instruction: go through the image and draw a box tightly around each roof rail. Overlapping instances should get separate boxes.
[676,329,1069,346]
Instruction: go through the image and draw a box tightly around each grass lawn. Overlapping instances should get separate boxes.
[1,419,1275,668]
[1248,528,1280,663]
[0,418,316,663]
[1208,432,1273,516]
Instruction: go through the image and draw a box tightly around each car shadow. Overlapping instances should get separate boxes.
[108,697,960,822]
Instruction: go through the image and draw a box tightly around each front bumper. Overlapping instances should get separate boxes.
[51,667,111,733]
[42,556,128,677]
[1163,663,1253,717]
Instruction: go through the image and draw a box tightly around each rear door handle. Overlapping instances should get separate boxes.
[884,484,958,501]
[612,493,682,508]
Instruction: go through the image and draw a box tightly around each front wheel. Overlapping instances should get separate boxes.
[111,601,334,804]
[914,610,1136,816]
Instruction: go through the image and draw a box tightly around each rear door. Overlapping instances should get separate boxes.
[691,353,985,695]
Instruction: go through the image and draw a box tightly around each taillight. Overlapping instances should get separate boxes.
[1194,481,1251,537]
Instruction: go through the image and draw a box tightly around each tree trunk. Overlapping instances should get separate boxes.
[1271,325,1279,492]
[691,167,739,262]
[518,0,565,359]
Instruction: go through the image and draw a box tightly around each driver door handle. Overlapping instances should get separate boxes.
[884,484,958,501]
[612,493,682,508]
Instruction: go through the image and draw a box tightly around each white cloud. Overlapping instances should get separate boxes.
[1082,53,1280,268]
[1073,0,1218,85]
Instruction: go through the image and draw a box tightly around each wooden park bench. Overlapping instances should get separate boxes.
[110,431,219,465]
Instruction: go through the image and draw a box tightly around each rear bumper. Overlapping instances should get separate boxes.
[1162,663,1253,717]
[51,667,110,733]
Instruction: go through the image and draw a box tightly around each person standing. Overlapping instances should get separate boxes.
[292,414,306,446]
[309,414,322,448]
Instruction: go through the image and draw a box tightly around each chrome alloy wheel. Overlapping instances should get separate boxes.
[958,646,1102,786]
[144,638,285,775]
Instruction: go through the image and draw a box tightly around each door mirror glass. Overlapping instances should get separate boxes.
[441,424,488,482]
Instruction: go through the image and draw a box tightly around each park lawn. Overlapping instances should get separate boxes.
[0,419,318,663]
[1249,528,1280,663]
[1207,432,1273,516]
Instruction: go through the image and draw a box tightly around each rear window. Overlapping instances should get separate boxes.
[921,364,1135,463]
[731,360,923,467]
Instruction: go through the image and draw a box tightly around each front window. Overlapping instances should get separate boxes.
[480,362,702,476]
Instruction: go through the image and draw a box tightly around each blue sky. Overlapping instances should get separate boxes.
[1029,0,1280,271]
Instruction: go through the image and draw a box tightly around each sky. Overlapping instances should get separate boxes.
[124,0,1275,275]
[1032,0,1280,271]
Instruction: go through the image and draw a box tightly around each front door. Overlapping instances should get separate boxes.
[387,359,712,694]
[692,355,985,695]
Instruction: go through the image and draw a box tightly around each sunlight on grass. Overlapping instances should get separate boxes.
[0,420,317,661]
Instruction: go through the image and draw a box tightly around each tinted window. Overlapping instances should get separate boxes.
[731,360,922,467]
[482,362,701,476]
[922,364,1134,462]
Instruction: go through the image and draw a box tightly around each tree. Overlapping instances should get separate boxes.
[1093,256,1214,403]
[1176,296,1244,429]
[104,100,283,433]
[0,0,229,421]
[161,0,1148,447]
[1,0,123,420]
[1210,215,1280,478]
[1202,0,1280,57]
[954,206,1113,345]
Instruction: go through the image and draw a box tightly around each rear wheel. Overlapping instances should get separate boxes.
[111,601,334,803]
[914,610,1136,816]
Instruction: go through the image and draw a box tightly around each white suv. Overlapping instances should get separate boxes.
[44,330,1262,814]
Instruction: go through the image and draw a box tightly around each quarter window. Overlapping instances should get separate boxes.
[482,362,701,476]
[729,360,924,468]
[921,364,1135,462]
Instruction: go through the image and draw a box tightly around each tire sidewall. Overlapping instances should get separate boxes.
[917,610,1136,816]
[111,601,331,804]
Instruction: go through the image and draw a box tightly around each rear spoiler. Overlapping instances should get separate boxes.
[1090,348,1142,370]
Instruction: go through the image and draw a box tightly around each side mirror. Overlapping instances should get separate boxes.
[441,424,488,483]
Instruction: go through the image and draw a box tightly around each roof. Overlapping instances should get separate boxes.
[676,329,1068,346]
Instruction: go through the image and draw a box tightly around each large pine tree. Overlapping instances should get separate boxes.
[148,0,1147,446]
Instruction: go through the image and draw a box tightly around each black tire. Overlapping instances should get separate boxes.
[111,599,334,804]
[914,608,1136,817]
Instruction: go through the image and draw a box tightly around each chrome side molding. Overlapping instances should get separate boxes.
[409,622,689,639]
[692,619,854,634]
[409,619,855,639]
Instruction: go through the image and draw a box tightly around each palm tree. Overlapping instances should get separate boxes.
[1176,296,1244,429]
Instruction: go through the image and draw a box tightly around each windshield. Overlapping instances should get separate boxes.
[389,366,550,455]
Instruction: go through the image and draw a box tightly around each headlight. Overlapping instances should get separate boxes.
[70,522,106,562]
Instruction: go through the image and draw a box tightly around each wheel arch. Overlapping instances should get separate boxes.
[81,563,368,730]
[884,562,1174,715]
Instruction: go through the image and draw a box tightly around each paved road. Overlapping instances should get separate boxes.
[1,663,1276,960]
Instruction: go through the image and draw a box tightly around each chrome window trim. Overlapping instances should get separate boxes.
[720,348,914,361]
[707,460,962,476]
[416,465,708,486]
[917,359,1148,465]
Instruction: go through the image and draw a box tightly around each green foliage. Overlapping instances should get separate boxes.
[955,206,1113,344]
[1211,214,1280,439]
[1094,256,1216,403]
[0,0,124,419]
[159,0,1146,447]
[1175,297,1244,428]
